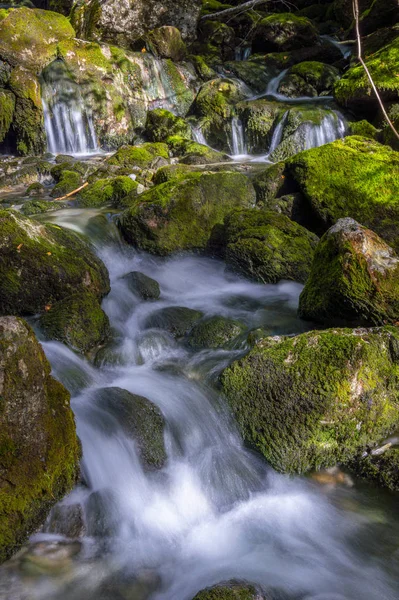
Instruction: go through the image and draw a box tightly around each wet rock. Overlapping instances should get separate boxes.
[145,109,192,143]
[252,13,318,53]
[144,306,203,338]
[107,143,170,169]
[24,182,45,197]
[16,540,82,576]
[212,209,319,284]
[221,326,399,474]
[0,317,80,562]
[192,580,267,600]
[76,176,139,208]
[169,138,230,165]
[279,61,340,98]
[299,218,399,326]
[351,447,399,492]
[21,200,66,215]
[92,387,166,470]
[39,291,110,353]
[122,271,161,300]
[146,26,187,61]
[46,503,86,538]
[118,171,256,255]
[0,210,110,316]
[186,316,245,350]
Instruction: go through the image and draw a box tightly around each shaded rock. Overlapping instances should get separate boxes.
[146,26,187,61]
[279,61,339,97]
[122,271,161,300]
[0,210,110,316]
[253,13,318,53]
[186,316,245,350]
[299,218,399,326]
[221,326,399,474]
[144,306,203,338]
[39,291,110,353]
[0,316,80,562]
[46,503,86,538]
[352,447,399,493]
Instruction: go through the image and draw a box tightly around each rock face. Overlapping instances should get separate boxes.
[0,317,80,562]
[0,210,110,316]
[286,137,399,250]
[221,327,399,474]
[212,209,319,284]
[118,172,256,255]
[299,218,399,326]
[72,0,202,46]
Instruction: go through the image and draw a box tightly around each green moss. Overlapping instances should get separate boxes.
[221,326,399,473]
[144,306,203,338]
[217,209,318,284]
[253,13,318,52]
[186,316,245,350]
[50,170,82,198]
[287,61,339,95]
[193,583,260,600]
[118,171,256,255]
[107,143,169,168]
[236,100,281,154]
[21,200,64,216]
[352,448,399,492]
[287,136,399,250]
[39,291,110,353]
[0,210,110,315]
[349,119,380,139]
[0,90,15,144]
[0,317,80,563]
[76,176,138,208]
[145,109,192,143]
[163,59,195,115]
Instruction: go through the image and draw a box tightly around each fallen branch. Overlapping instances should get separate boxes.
[353,0,399,141]
[200,0,270,22]
[53,181,89,201]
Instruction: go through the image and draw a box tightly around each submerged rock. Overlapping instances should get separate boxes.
[299,218,399,326]
[144,306,203,338]
[0,316,80,562]
[212,209,319,284]
[118,171,256,255]
[221,326,399,474]
[92,387,166,470]
[192,581,267,600]
[0,210,110,316]
[122,271,161,300]
[39,291,110,353]
[186,316,245,350]
[45,503,86,539]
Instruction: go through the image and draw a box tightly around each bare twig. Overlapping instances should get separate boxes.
[353,0,399,140]
[200,0,270,22]
[53,181,89,201]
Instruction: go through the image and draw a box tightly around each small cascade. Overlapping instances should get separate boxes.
[192,124,208,146]
[235,46,251,61]
[41,60,98,155]
[304,111,347,150]
[321,35,352,59]
[268,111,288,155]
[230,117,247,157]
[137,54,178,112]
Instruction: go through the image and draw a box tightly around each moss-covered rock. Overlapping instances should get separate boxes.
[253,13,318,53]
[252,162,290,206]
[146,26,187,61]
[168,137,230,164]
[235,100,281,154]
[192,581,265,600]
[76,176,138,208]
[144,306,203,338]
[21,200,65,216]
[50,170,82,198]
[118,171,256,255]
[39,291,110,353]
[91,387,166,470]
[349,119,380,140]
[352,447,399,492]
[192,19,235,64]
[380,102,399,150]
[186,316,245,350]
[107,143,169,169]
[145,109,192,143]
[334,36,399,111]
[221,326,399,473]
[299,218,399,326]
[279,61,340,98]
[24,182,45,197]
[0,90,15,144]
[122,271,161,300]
[214,209,318,284]
[287,136,399,250]
[0,210,110,315]
[0,316,80,562]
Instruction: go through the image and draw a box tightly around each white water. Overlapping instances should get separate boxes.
[230,117,247,157]
[304,111,347,150]
[41,62,98,156]
[3,213,398,600]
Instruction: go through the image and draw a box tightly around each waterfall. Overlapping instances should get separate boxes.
[235,46,251,61]
[304,111,347,150]
[192,124,208,146]
[41,60,98,156]
[230,117,246,157]
[268,111,288,155]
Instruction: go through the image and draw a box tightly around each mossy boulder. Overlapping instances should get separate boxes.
[107,143,169,169]
[349,119,380,140]
[91,387,166,470]
[24,182,45,197]
[221,326,399,473]
[39,291,110,353]
[192,581,266,600]
[145,109,192,143]
[122,271,161,300]
[213,209,318,284]
[252,13,318,53]
[146,26,187,61]
[279,61,340,98]
[0,8,75,71]
[186,316,245,350]
[168,137,230,164]
[235,100,281,154]
[21,200,65,216]
[76,176,138,208]
[50,170,82,198]
[118,171,256,255]
[352,447,399,492]
[380,102,399,150]
[0,210,110,316]
[287,136,399,250]
[252,162,290,206]
[144,306,203,338]
[0,90,15,144]
[299,218,399,326]
[223,60,277,94]
[0,316,80,562]
[193,20,235,63]
[334,36,399,112]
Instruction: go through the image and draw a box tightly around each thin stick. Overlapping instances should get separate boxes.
[53,181,89,201]
[352,0,399,140]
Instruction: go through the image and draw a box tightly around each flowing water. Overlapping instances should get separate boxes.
[230,117,247,157]
[2,211,399,600]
